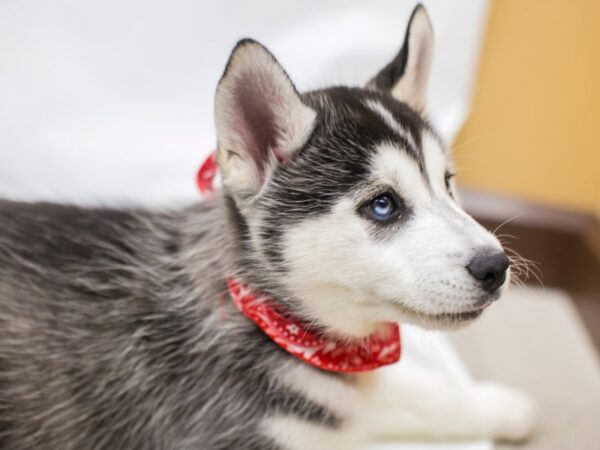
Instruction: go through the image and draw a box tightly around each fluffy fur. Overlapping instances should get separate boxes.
[0,5,534,449]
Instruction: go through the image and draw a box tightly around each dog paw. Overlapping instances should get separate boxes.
[471,381,536,442]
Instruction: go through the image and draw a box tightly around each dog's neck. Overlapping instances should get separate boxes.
[226,276,401,373]
[181,194,390,338]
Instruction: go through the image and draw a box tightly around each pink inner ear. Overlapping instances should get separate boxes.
[272,147,287,164]
[234,73,286,184]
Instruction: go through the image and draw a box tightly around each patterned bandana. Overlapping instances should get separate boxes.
[227,277,401,373]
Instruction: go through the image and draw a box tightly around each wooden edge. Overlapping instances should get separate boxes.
[460,187,600,259]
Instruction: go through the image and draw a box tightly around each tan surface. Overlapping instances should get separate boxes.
[450,287,600,450]
[453,0,600,217]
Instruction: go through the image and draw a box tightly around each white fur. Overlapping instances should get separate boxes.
[282,197,389,337]
[362,365,535,442]
[266,360,535,449]
[421,132,448,195]
[264,415,365,450]
[266,363,369,450]
[275,362,361,416]
[282,138,507,338]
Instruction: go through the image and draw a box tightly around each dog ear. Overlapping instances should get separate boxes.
[367,4,434,113]
[214,39,316,199]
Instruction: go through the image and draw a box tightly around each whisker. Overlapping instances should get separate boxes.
[504,246,544,289]
[495,233,519,241]
[451,130,500,153]
[492,214,524,236]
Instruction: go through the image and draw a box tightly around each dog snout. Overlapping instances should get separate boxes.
[466,249,510,294]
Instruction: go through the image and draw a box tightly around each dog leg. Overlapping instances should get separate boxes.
[361,363,535,443]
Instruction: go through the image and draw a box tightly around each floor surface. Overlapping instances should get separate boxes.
[451,287,600,450]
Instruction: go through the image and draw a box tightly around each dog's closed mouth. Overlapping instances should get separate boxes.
[429,309,484,322]
[393,302,486,323]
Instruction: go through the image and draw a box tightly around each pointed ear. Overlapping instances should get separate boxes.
[214,39,316,199]
[367,4,434,112]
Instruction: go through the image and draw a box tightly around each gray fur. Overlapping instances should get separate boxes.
[0,199,339,449]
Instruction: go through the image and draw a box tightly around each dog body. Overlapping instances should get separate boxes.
[0,199,339,450]
[0,6,534,449]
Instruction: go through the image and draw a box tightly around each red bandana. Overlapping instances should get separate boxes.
[196,151,218,197]
[227,277,401,373]
[197,152,401,373]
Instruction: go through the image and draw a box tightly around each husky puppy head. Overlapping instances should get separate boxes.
[214,5,509,338]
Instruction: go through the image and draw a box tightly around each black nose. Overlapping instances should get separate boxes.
[466,250,510,293]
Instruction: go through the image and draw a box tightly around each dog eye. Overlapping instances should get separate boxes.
[444,171,455,192]
[364,193,400,222]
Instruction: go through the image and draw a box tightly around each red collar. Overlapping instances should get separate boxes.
[196,151,218,197]
[227,277,401,373]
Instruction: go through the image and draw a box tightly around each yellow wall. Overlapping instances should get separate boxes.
[454,0,600,216]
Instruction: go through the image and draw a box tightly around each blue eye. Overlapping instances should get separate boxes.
[368,193,398,221]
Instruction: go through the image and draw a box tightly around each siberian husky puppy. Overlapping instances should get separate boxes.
[0,4,534,450]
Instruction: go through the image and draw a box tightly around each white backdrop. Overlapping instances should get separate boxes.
[0,0,489,206]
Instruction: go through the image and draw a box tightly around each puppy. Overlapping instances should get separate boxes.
[0,5,534,449]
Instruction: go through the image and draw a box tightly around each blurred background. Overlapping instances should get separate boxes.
[453,0,600,349]
[455,0,600,217]
[0,1,598,449]
[452,3,600,447]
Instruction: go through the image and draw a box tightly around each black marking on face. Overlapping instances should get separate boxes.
[444,170,455,196]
